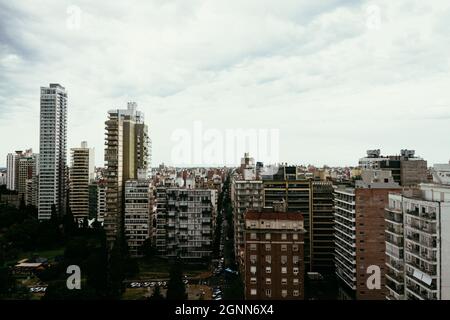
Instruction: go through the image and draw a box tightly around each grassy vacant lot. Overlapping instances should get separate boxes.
[5,247,65,266]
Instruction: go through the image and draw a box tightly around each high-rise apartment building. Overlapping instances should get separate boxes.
[334,170,400,300]
[6,153,16,191]
[6,150,38,200]
[244,207,306,300]
[385,166,450,300]
[97,180,107,223]
[154,187,213,261]
[0,170,7,186]
[104,102,149,244]
[311,181,335,272]
[124,179,152,257]
[38,83,68,220]
[262,167,312,268]
[261,166,335,272]
[69,141,95,222]
[231,153,264,266]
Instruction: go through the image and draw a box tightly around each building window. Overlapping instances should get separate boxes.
[293,244,298,252]
[281,244,287,251]
[281,278,287,285]
[266,278,272,285]
[250,244,257,251]
[250,233,257,240]
[281,267,287,274]
[250,266,257,274]
[293,234,298,240]
[251,289,257,296]
[281,256,287,264]
[281,290,288,298]
[293,278,299,285]
[265,255,271,264]
[265,244,271,251]
[293,290,299,297]
[265,233,271,240]
[293,256,299,264]
[293,267,299,275]
[250,277,257,284]
[281,233,287,240]
[266,289,271,297]
[250,255,257,264]
[266,266,271,274]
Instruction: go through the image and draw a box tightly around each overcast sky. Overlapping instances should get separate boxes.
[1,0,450,167]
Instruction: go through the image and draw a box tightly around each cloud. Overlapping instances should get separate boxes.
[1,0,450,167]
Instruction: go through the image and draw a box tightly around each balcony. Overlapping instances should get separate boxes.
[405,259,437,276]
[406,209,436,222]
[385,211,403,224]
[385,271,403,284]
[386,235,403,247]
[386,278,404,297]
[406,284,436,300]
[386,260,404,273]
[406,270,437,291]
[407,223,436,234]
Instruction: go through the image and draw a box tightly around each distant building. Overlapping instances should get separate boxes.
[6,153,16,190]
[124,179,152,257]
[231,179,264,265]
[358,149,428,186]
[96,180,107,223]
[69,141,95,222]
[0,169,6,186]
[155,187,213,261]
[5,150,38,206]
[244,207,306,300]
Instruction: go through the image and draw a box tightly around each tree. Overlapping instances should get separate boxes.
[107,239,127,299]
[86,246,108,298]
[0,267,15,297]
[50,204,58,223]
[166,260,187,300]
[149,285,164,300]
[140,238,157,259]
[62,207,77,237]
[224,274,244,300]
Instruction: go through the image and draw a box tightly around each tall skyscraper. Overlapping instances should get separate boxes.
[104,102,149,244]
[38,83,68,220]
[69,141,95,222]
[6,153,17,191]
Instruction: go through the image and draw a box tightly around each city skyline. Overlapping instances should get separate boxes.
[1,1,450,167]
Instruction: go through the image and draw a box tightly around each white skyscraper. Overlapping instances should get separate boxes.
[6,153,16,190]
[38,83,68,220]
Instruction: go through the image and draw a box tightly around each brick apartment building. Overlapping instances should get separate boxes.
[334,170,401,300]
[244,204,306,300]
